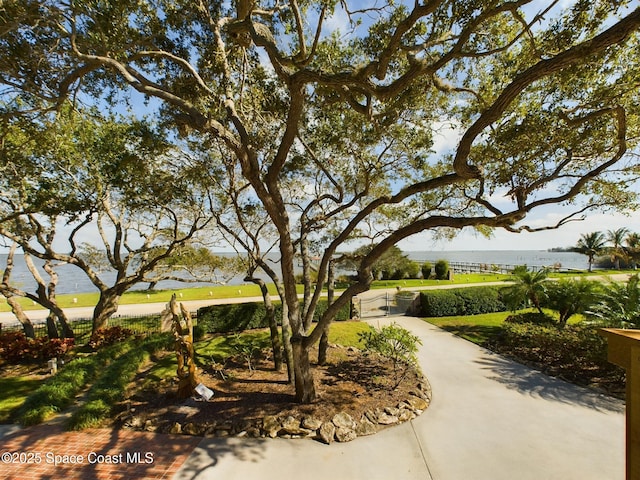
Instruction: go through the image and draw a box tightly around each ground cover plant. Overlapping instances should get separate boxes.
[17,336,144,426]
[67,334,171,430]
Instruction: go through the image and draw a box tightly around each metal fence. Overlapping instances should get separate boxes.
[0,312,183,342]
[446,261,563,275]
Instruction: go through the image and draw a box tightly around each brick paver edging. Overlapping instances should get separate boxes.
[0,424,202,480]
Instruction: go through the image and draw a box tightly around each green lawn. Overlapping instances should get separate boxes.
[426,311,510,344]
[1,273,516,313]
[0,376,45,423]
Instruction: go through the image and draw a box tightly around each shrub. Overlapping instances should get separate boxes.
[491,323,623,390]
[89,326,134,349]
[405,261,421,279]
[197,299,351,334]
[421,262,432,279]
[420,286,506,317]
[434,259,449,280]
[358,323,422,388]
[421,290,463,317]
[0,332,75,364]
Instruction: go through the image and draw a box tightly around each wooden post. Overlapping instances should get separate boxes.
[600,329,640,480]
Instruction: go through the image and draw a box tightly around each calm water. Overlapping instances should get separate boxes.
[0,250,588,295]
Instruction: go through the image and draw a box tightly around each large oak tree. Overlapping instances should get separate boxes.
[1,0,639,402]
[0,106,225,335]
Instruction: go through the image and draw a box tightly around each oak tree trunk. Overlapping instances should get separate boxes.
[281,301,295,384]
[91,290,122,336]
[246,275,283,371]
[46,313,59,338]
[291,336,316,403]
[6,296,35,338]
[318,260,335,365]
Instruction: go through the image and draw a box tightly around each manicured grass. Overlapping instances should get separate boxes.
[0,376,45,423]
[424,308,583,345]
[370,273,510,290]
[426,311,509,344]
[2,269,636,314]
[0,284,280,312]
[327,321,371,347]
[1,274,511,313]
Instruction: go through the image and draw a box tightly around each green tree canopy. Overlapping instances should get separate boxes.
[1,1,639,403]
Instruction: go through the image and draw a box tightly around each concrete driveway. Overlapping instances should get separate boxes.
[173,316,625,480]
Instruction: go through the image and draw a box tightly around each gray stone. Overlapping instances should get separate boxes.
[384,406,400,416]
[281,415,306,436]
[332,412,356,429]
[263,415,281,438]
[126,415,144,428]
[301,416,323,431]
[409,389,428,400]
[281,415,300,430]
[335,427,357,443]
[398,408,414,422]
[169,422,182,434]
[377,412,399,425]
[183,422,200,436]
[364,409,379,424]
[405,395,429,411]
[143,420,158,432]
[356,418,378,436]
[318,422,336,444]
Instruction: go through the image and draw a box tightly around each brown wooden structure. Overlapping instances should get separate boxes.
[600,329,640,480]
[161,294,199,399]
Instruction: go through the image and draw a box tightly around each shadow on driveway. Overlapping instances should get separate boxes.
[475,353,625,414]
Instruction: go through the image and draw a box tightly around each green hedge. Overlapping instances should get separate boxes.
[420,286,506,317]
[197,299,351,334]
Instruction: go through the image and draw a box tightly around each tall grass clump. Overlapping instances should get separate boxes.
[18,337,141,426]
[67,334,170,430]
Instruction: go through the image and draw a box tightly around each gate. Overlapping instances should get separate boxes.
[358,293,395,318]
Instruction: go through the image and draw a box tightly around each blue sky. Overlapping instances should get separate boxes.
[3,1,637,255]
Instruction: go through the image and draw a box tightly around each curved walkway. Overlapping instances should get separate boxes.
[1,316,626,479]
[172,316,625,480]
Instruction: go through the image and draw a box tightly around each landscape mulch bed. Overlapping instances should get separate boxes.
[115,344,426,434]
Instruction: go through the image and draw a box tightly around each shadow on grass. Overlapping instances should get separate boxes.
[439,325,502,345]
[0,376,45,423]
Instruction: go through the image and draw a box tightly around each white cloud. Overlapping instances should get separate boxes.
[399,209,640,252]
[430,120,462,158]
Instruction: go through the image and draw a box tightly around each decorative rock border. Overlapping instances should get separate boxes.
[121,377,432,444]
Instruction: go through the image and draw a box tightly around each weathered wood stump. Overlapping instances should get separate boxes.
[161,294,199,399]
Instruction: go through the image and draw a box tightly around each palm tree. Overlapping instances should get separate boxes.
[586,274,640,328]
[625,232,640,270]
[606,227,630,270]
[502,266,550,314]
[574,231,607,272]
[543,278,599,328]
